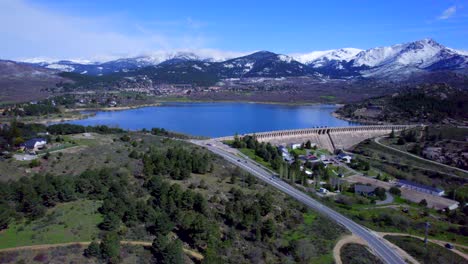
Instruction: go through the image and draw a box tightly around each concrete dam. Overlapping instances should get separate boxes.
[217,125,416,152]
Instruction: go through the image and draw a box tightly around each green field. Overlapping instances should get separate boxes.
[0,200,102,249]
[238,148,274,169]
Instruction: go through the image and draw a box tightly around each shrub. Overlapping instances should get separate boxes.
[419,199,428,207]
[84,241,101,258]
[33,253,48,263]
[29,159,41,168]
[389,186,401,196]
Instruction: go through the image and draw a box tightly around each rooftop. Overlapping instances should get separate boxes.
[397,179,443,193]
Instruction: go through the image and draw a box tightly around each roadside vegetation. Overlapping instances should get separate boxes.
[336,84,468,125]
[340,243,383,264]
[384,235,466,264]
[229,135,342,189]
[351,137,467,195]
[381,126,468,171]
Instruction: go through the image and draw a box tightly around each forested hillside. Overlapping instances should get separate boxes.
[336,84,468,124]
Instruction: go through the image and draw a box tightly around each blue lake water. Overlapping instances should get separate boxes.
[68,102,359,137]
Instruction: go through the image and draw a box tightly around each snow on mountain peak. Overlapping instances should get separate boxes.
[352,38,448,68]
[277,54,293,63]
[292,48,362,66]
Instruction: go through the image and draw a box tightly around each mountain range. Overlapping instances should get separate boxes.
[16,38,468,80]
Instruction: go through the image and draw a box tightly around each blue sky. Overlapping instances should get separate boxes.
[1,0,467,60]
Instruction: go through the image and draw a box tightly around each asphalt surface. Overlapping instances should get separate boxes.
[195,140,406,264]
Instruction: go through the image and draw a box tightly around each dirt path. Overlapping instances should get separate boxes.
[0,240,204,261]
[333,234,420,264]
[379,232,468,260]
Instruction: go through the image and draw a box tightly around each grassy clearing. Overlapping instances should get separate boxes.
[238,148,273,169]
[0,200,102,249]
[384,235,466,264]
[283,212,346,264]
[290,148,307,156]
[320,95,337,101]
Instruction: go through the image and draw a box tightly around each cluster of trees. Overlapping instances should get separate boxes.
[0,162,220,263]
[47,124,123,135]
[0,167,141,229]
[143,146,213,180]
[150,127,190,139]
[84,233,121,263]
[224,188,276,241]
[350,158,370,171]
[2,101,60,117]
[389,87,468,122]
[0,173,78,223]
[231,135,284,170]
[143,176,220,260]
[396,130,418,145]
[0,121,49,149]
[231,135,324,188]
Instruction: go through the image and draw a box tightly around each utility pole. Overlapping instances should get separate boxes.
[424,221,431,263]
[424,221,431,246]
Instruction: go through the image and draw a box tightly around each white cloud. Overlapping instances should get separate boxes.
[0,0,234,61]
[437,6,457,20]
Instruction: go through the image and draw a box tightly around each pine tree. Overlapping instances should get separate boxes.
[100,232,120,263]
[84,240,101,258]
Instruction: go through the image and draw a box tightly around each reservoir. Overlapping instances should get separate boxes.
[68,102,358,137]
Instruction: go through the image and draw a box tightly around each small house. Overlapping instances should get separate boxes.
[318,187,329,194]
[278,146,288,154]
[354,184,376,196]
[20,138,47,151]
[337,153,353,163]
[290,143,302,150]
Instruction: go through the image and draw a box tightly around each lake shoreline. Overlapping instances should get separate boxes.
[41,100,343,125]
[63,102,357,138]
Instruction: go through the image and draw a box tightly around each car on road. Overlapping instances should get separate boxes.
[445,243,454,249]
[237,159,241,162]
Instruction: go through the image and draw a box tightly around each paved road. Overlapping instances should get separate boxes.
[194,140,406,264]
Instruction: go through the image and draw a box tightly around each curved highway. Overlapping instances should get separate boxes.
[194,140,406,264]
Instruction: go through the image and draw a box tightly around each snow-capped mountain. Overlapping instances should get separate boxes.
[292,48,362,67]
[17,38,468,79]
[352,38,468,77]
[21,51,244,75]
[214,51,310,78]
